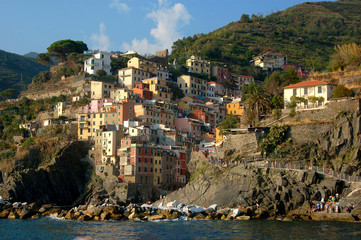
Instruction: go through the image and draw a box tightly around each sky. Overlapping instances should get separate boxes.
[1,0,334,56]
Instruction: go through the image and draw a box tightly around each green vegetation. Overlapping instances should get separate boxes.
[245,87,271,124]
[96,69,107,77]
[0,49,49,93]
[169,0,361,75]
[259,125,290,156]
[38,39,88,63]
[332,84,354,98]
[218,115,240,135]
[110,57,128,74]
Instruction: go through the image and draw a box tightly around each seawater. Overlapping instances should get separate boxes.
[1,218,361,240]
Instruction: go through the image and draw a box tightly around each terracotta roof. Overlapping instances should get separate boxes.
[283,80,332,89]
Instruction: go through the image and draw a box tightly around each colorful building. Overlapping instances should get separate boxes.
[186,55,211,77]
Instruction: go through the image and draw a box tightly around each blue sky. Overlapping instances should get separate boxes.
[1,0,333,55]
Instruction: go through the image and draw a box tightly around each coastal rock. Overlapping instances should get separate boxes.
[19,208,32,219]
[31,213,41,219]
[311,212,356,222]
[235,216,250,220]
[148,214,166,220]
[0,210,10,218]
[8,211,19,219]
[65,211,74,220]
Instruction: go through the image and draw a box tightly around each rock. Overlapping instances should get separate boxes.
[188,206,206,214]
[19,208,32,219]
[166,200,179,208]
[100,211,111,220]
[0,196,4,205]
[74,212,82,219]
[94,216,100,220]
[207,204,218,212]
[0,210,10,219]
[78,214,92,221]
[311,212,356,222]
[31,213,41,219]
[38,207,47,213]
[65,211,74,220]
[8,211,19,219]
[304,172,316,186]
[235,216,250,220]
[128,212,140,220]
[193,213,206,220]
[231,208,241,217]
[86,206,102,217]
[148,214,166,220]
[109,214,123,220]
[41,204,53,210]
[28,203,39,212]
[221,215,227,220]
[12,202,22,208]
[168,211,179,220]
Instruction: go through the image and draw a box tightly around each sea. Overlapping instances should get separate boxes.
[0,218,360,240]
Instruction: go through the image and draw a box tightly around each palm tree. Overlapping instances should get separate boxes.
[245,88,272,124]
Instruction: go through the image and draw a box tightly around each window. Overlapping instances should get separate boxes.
[293,89,297,96]
[138,167,141,172]
[144,167,147,172]
[318,86,322,93]
[304,87,308,94]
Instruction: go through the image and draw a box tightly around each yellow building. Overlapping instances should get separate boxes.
[77,111,118,140]
[90,81,115,99]
[226,99,244,116]
[142,78,172,101]
[127,57,158,75]
[177,75,207,97]
[134,101,174,128]
[186,55,211,77]
[110,88,134,102]
[117,67,154,89]
[153,149,163,186]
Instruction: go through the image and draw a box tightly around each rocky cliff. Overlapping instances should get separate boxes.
[160,164,354,218]
[0,141,91,205]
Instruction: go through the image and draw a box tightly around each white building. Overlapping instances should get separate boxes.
[283,80,336,108]
[84,52,112,76]
[252,52,287,71]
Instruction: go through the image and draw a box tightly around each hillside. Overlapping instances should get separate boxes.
[170,0,361,77]
[0,49,49,94]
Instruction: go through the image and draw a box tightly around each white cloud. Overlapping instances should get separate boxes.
[90,23,111,51]
[122,2,191,55]
[109,0,130,14]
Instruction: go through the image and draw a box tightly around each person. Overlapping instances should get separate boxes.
[336,193,339,202]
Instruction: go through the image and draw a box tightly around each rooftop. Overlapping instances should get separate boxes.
[283,80,333,89]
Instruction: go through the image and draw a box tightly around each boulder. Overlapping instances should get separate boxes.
[235,216,250,220]
[0,210,10,219]
[8,211,19,219]
[19,208,32,219]
[166,200,179,208]
[128,212,140,220]
[41,204,53,210]
[31,213,41,219]
[85,206,102,217]
[168,211,179,220]
[148,214,166,220]
[100,211,111,220]
[311,212,356,222]
[65,211,74,220]
[109,214,124,220]
[78,214,93,221]
[207,204,218,212]
[193,213,206,220]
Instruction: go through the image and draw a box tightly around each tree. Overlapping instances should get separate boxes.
[218,115,240,135]
[332,84,353,98]
[271,94,283,109]
[240,14,250,22]
[283,66,300,85]
[245,87,271,123]
[242,82,261,101]
[263,71,283,95]
[46,39,88,62]
[110,57,128,74]
[36,53,52,65]
[96,69,107,77]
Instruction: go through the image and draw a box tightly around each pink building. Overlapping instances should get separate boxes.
[82,99,104,113]
[174,118,202,142]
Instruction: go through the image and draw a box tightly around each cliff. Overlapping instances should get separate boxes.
[0,141,91,205]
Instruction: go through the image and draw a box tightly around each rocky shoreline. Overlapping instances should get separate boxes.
[0,199,359,222]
